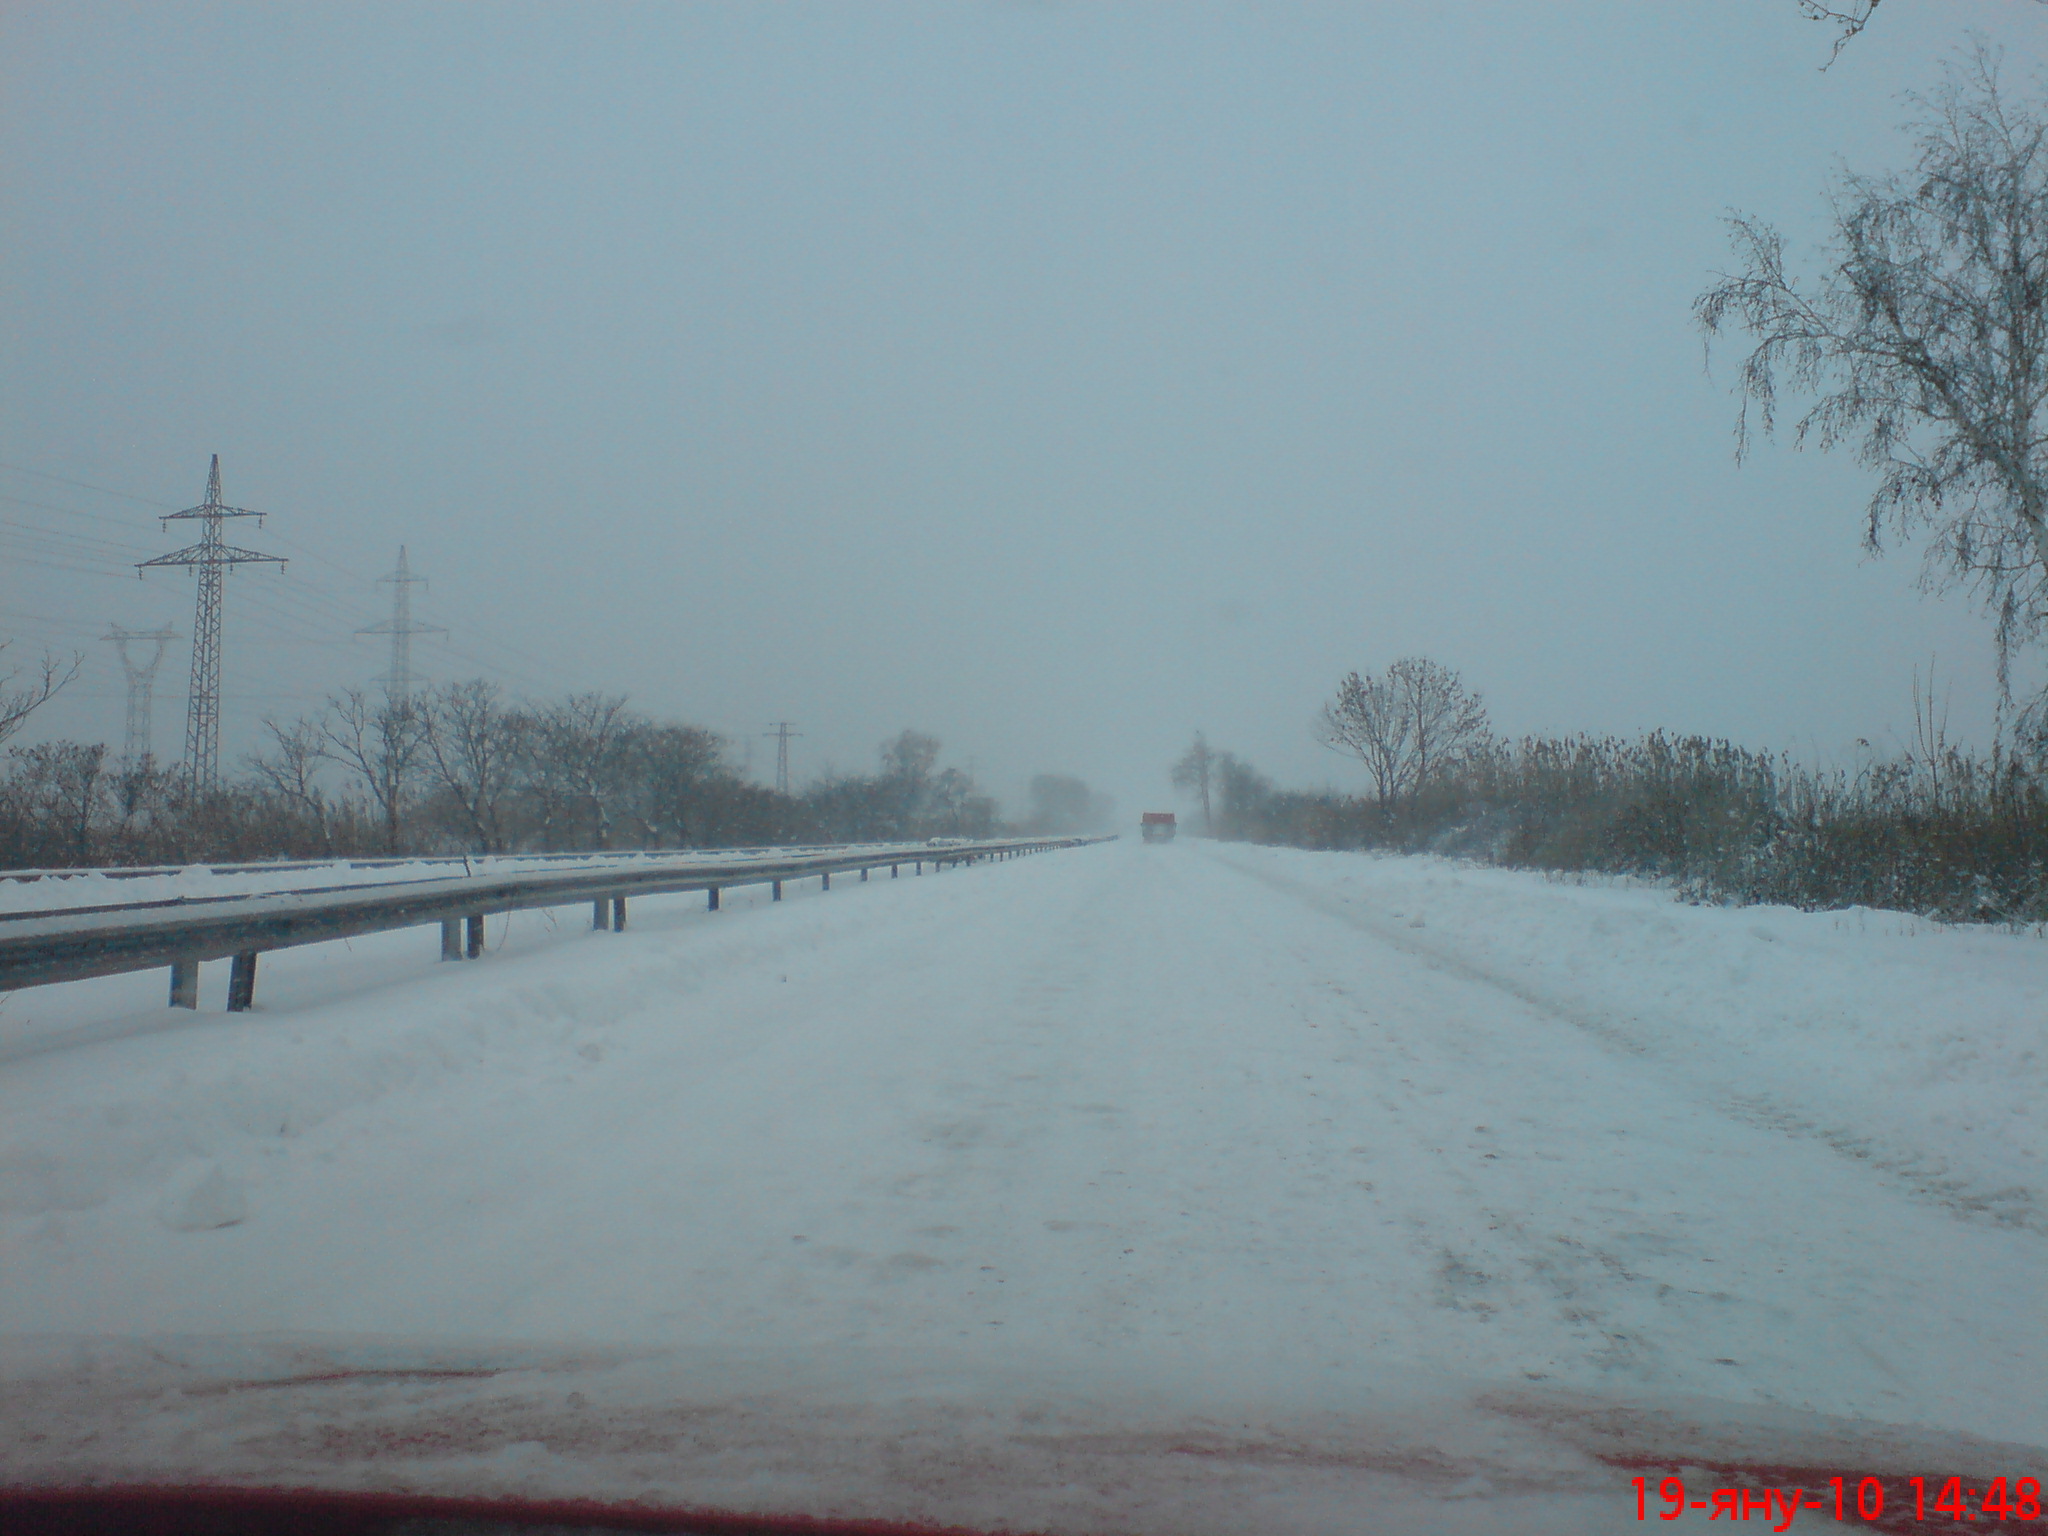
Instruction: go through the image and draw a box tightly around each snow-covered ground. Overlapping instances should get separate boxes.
[1,839,2042,1533]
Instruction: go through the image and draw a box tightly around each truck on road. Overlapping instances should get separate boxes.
[1140,812,1177,843]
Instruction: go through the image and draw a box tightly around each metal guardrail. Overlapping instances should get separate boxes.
[0,843,859,883]
[0,836,1113,1010]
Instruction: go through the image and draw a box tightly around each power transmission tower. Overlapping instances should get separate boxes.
[764,721,802,796]
[356,546,444,709]
[103,625,179,767]
[138,456,286,789]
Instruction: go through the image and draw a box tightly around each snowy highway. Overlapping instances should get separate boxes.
[2,837,2043,1533]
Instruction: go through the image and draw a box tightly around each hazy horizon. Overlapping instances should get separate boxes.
[7,1,2047,823]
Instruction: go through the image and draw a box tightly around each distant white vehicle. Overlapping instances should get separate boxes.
[924,836,966,847]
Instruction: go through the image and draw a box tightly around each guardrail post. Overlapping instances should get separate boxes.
[466,913,485,959]
[772,879,783,901]
[592,899,610,931]
[168,958,199,1009]
[612,896,627,930]
[441,919,463,960]
[226,951,258,1012]
[708,887,720,911]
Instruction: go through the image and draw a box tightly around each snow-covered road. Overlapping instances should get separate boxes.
[2,839,2042,1533]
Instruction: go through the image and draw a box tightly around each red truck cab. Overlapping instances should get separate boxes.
[1140,812,1177,843]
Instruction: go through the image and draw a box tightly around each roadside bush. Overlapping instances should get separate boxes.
[1209,734,2048,924]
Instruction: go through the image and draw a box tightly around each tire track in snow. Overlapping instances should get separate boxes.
[1126,847,1776,1398]
[1209,845,2044,1239]
[1172,844,2043,1438]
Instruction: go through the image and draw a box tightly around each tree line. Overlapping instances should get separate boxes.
[0,677,1108,869]
[1177,655,2048,925]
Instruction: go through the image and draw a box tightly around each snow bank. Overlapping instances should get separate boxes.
[1214,844,2045,1230]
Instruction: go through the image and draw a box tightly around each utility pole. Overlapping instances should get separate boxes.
[103,625,179,767]
[138,456,285,789]
[763,721,802,796]
[356,546,444,709]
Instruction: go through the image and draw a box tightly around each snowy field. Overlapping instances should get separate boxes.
[1,838,2042,1533]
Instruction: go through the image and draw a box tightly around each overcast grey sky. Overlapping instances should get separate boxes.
[6,1,2046,817]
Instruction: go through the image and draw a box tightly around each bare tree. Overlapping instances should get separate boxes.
[1212,751,1274,837]
[526,693,639,850]
[877,728,942,836]
[0,643,79,746]
[1171,732,1216,833]
[1317,657,1491,809]
[924,764,995,837]
[879,728,941,786]
[1699,54,2048,694]
[0,740,107,865]
[251,717,335,854]
[319,689,427,854]
[419,680,524,854]
[1027,773,1111,835]
[627,721,727,847]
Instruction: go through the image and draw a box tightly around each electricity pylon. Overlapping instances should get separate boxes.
[357,546,444,708]
[103,625,179,767]
[764,721,802,796]
[138,456,285,789]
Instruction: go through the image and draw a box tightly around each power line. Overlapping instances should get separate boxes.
[104,625,179,766]
[137,456,286,789]
[4,458,560,701]
[3,553,150,583]
[357,545,445,705]
[763,721,802,795]
[0,460,180,509]
[0,508,144,548]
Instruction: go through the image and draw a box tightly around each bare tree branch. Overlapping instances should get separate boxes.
[0,643,80,747]
[1700,50,2048,699]
[249,716,335,854]
[1798,0,1880,70]
[1799,1,2047,72]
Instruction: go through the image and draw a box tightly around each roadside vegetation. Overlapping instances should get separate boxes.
[0,683,1109,869]
[1186,658,2048,925]
[1188,54,2048,926]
